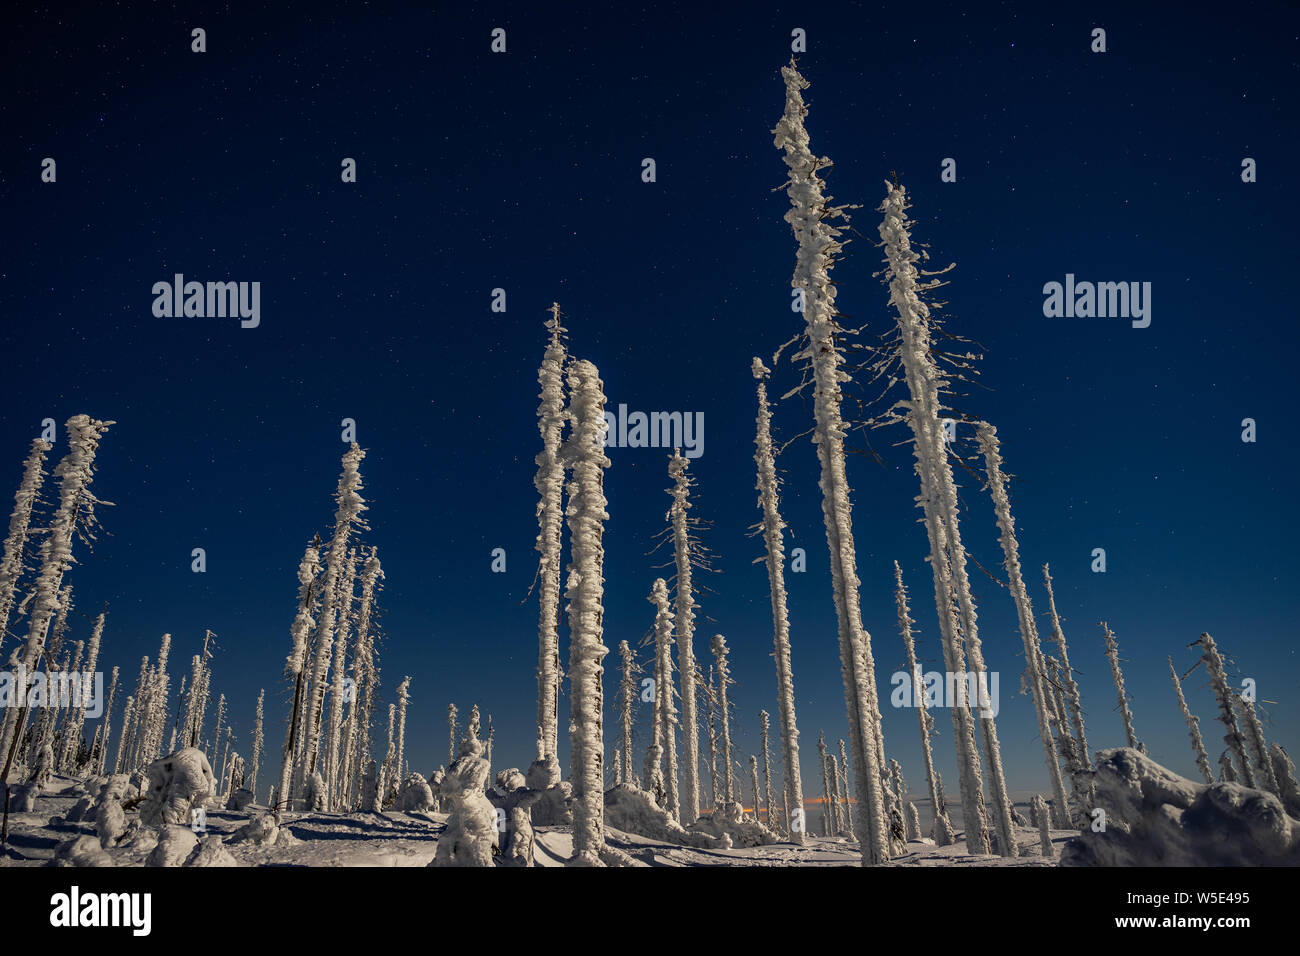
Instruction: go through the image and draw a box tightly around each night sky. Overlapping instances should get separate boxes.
[2,1,1297,804]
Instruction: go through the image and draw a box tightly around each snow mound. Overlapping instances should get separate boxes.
[430,727,498,867]
[689,801,780,848]
[230,812,285,846]
[140,748,216,826]
[605,784,729,849]
[184,835,238,867]
[146,825,199,867]
[1061,747,1300,866]
[50,835,114,867]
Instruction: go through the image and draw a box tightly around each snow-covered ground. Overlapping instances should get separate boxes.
[0,776,1069,867]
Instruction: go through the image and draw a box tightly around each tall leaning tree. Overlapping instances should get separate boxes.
[876,181,1011,855]
[773,58,889,864]
[0,438,51,650]
[751,357,805,843]
[0,416,112,771]
[976,422,1070,827]
[534,304,568,759]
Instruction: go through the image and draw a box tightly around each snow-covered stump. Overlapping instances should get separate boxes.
[1101,623,1144,754]
[431,711,497,867]
[561,359,615,866]
[1169,656,1214,784]
[0,438,51,650]
[976,423,1071,828]
[666,451,704,825]
[1030,794,1053,858]
[774,59,889,865]
[393,772,435,812]
[648,579,679,820]
[1061,747,1300,866]
[905,801,922,843]
[534,305,568,760]
[524,751,572,826]
[752,358,806,844]
[877,184,1004,855]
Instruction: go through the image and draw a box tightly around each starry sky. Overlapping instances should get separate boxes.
[2,1,1297,805]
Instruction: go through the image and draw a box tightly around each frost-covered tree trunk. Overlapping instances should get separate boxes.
[1234,690,1279,795]
[749,755,762,822]
[347,548,382,803]
[1030,793,1052,858]
[648,578,678,818]
[893,562,951,842]
[667,452,702,824]
[534,305,568,759]
[382,704,397,799]
[62,614,102,774]
[0,438,51,651]
[976,423,1070,827]
[1101,623,1143,753]
[774,59,889,864]
[877,186,998,855]
[394,676,411,788]
[0,416,111,773]
[562,359,612,864]
[711,634,734,805]
[617,640,637,788]
[817,733,833,836]
[113,696,135,774]
[325,548,357,810]
[277,544,321,813]
[1168,656,1214,784]
[97,665,119,775]
[210,694,226,764]
[759,709,777,832]
[828,754,844,835]
[704,666,720,808]
[250,689,265,801]
[447,703,458,768]
[752,357,806,844]
[299,445,368,798]
[1041,565,1090,768]
[837,738,853,836]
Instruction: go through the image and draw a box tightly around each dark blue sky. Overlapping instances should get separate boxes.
[2,1,1296,801]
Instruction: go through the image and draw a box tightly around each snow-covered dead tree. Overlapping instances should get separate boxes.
[817,732,833,835]
[1218,752,1237,783]
[277,544,321,813]
[447,703,458,768]
[648,578,678,818]
[562,358,615,865]
[1169,656,1213,784]
[876,183,1013,855]
[749,755,761,822]
[534,304,568,759]
[773,58,889,864]
[325,547,358,809]
[0,416,111,775]
[0,438,51,650]
[1234,690,1280,795]
[976,423,1070,827]
[665,451,704,824]
[96,665,119,775]
[346,547,383,803]
[219,726,234,786]
[711,634,735,804]
[893,562,952,843]
[209,694,226,766]
[58,613,102,775]
[759,709,777,832]
[751,356,805,844]
[382,704,397,802]
[704,665,721,807]
[837,737,853,836]
[1101,623,1143,753]
[250,689,265,801]
[617,640,638,788]
[1269,744,1300,813]
[112,696,135,775]
[1042,564,1090,768]
[298,445,368,799]
[828,753,844,835]
[394,676,411,789]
